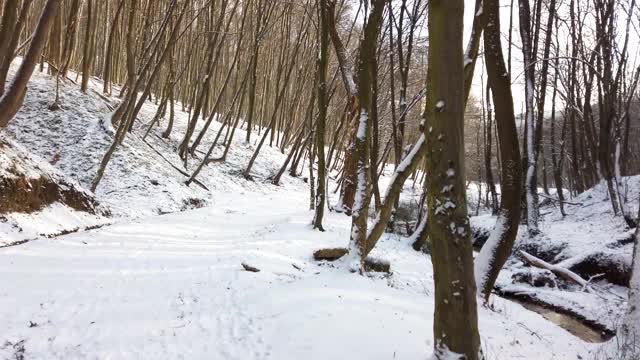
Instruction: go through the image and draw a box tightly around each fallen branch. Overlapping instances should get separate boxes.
[516,322,550,344]
[518,250,592,292]
[138,136,209,191]
[538,193,583,206]
[584,273,606,292]
[89,89,115,111]
[518,252,625,301]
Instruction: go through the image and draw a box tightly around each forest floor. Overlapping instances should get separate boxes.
[472,176,639,344]
[0,187,601,360]
[0,60,636,359]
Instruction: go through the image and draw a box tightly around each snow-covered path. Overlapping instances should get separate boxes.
[1,191,597,360]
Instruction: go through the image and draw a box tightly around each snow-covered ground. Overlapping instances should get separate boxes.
[473,177,640,339]
[0,190,599,360]
[1,60,298,244]
[0,59,633,359]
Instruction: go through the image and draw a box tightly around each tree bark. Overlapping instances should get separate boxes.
[313,0,329,231]
[346,0,386,270]
[426,0,481,357]
[519,0,540,236]
[474,0,523,301]
[81,0,94,92]
[0,0,62,128]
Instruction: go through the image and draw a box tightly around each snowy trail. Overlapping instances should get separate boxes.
[1,191,597,359]
[1,193,314,359]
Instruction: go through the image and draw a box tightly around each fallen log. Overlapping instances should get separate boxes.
[519,250,591,291]
[313,248,390,273]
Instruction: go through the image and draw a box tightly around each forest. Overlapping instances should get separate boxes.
[0,0,639,359]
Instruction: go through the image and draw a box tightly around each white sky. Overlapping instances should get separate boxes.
[346,0,639,114]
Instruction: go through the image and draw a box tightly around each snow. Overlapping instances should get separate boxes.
[0,58,628,360]
[0,191,599,360]
[446,168,455,178]
[350,109,370,226]
[622,223,640,354]
[464,56,473,68]
[346,76,357,97]
[3,59,298,222]
[474,213,508,293]
[430,344,464,360]
[356,109,368,140]
[474,177,640,345]
[0,203,109,244]
[0,136,106,244]
[435,200,456,216]
[441,184,454,193]
[475,2,484,17]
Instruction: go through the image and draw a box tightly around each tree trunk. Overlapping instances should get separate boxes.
[346,0,386,271]
[426,0,481,357]
[484,82,499,215]
[474,0,523,301]
[313,0,329,231]
[0,0,62,128]
[519,0,540,236]
[81,0,94,92]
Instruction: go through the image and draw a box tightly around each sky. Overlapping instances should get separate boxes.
[349,0,640,115]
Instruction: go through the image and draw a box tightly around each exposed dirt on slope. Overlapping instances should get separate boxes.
[0,140,97,215]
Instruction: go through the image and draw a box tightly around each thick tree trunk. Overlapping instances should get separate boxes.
[0,0,33,94]
[550,53,567,217]
[0,0,25,95]
[59,0,83,78]
[426,0,481,357]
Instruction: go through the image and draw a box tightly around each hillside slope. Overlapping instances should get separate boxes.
[1,61,305,244]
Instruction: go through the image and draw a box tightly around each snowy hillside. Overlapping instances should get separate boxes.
[474,177,640,339]
[0,60,307,247]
